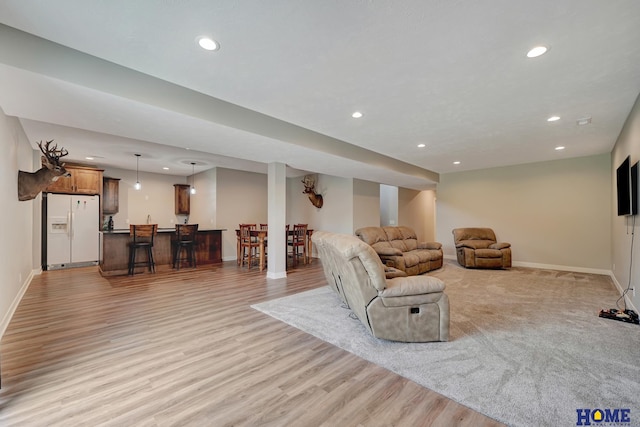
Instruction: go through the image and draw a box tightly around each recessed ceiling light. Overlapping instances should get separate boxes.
[352,111,363,119]
[417,144,426,148]
[453,161,461,165]
[555,146,565,151]
[163,167,170,170]
[85,156,94,160]
[527,45,548,58]
[198,36,220,51]
[547,116,560,122]
[576,117,592,126]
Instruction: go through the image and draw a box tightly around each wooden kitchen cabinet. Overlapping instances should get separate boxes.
[46,165,103,195]
[174,184,191,215]
[103,177,120,215]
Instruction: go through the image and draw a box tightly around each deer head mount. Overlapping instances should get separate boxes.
[17,140,70,201]
[302,175,323,209]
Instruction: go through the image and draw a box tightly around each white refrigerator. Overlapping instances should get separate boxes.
[46,194,100,270]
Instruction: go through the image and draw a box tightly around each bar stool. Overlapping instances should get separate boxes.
[128,224,158,275]
[172,224,198,270]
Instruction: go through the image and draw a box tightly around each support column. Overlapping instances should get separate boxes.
[267,162,287,279]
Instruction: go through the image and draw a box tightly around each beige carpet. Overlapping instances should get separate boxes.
[252,261,640,427]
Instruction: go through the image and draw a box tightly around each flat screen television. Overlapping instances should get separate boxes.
[616,156,638,216]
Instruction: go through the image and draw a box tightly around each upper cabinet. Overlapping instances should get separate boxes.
[103,177,120,215]
[46,165,103,195]
[174,184,190,215]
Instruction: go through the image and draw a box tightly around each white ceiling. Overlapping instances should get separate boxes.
[1,1,639,189]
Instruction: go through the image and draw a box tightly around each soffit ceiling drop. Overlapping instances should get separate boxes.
[0,1,639,190]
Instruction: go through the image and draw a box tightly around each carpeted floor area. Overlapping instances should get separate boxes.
[252,261,640,427]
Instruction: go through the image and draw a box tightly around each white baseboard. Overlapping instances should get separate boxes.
[443,255,638,312]
[267,271,287,279]
[0,268,39,339]
[511,261,611,276]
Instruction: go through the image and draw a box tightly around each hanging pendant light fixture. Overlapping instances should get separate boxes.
[190,162,196,195]
[134,154,141,190]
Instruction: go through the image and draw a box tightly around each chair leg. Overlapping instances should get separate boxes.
[148,247,156,273]
[128,247,135,275]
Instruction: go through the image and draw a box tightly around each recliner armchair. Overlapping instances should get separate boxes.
[452,228,511,269]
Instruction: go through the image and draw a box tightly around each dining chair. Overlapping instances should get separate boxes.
[259,224,268,260]
[288,223,308,266]
[239,223,260,269]
[172,224,198,270]
[128,224,158,275]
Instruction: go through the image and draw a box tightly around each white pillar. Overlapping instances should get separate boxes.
[267,162,287,278]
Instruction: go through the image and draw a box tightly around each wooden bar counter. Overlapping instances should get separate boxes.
[100,228,224,276]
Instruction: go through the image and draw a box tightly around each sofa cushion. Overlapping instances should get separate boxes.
[419,242,442,250]
[356,226,388,246]
[474,248,504,258]
[410,249,433,263]
[383,226,410,252]
[453,227,497,242]
[402,252,420,268]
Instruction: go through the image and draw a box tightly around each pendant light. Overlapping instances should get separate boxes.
[134,154,141,190]
[190,162,196,195]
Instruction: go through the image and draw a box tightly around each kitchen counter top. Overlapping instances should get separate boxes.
[103,227,226,234]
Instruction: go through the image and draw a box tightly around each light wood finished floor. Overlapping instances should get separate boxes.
[0,261,505,427]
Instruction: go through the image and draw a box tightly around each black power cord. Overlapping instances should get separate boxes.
[616,215,636,311]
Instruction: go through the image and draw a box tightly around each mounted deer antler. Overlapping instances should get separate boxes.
[302,175,323,209]
[17,140,70,201]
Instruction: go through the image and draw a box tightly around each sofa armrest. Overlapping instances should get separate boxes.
[380,276,445,297]
[455,240,492,249]
[489,242,510,249]
[384,266,408,279]
[418,241,442,250]
[375,247,403,256]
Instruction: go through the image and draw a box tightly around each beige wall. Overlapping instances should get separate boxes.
[102,167,189,230]
[216,168,268,260]
[287,174,354,235]
[436,154,611,272]
[189,167,217,229]
[611,92,640,310]
[399,188,436,242]
[353,179,380,232]
[0,108,36,337]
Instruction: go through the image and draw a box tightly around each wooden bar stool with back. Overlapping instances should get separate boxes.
[172,224,198,270]
[128,224,158,275]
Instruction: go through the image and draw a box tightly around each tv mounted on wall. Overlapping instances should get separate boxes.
[616,155,638,216]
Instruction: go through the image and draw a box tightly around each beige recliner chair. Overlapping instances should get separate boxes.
[312,231,449,342]
[452,227,511,269]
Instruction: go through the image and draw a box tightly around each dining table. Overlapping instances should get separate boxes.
[235,227,313,272]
